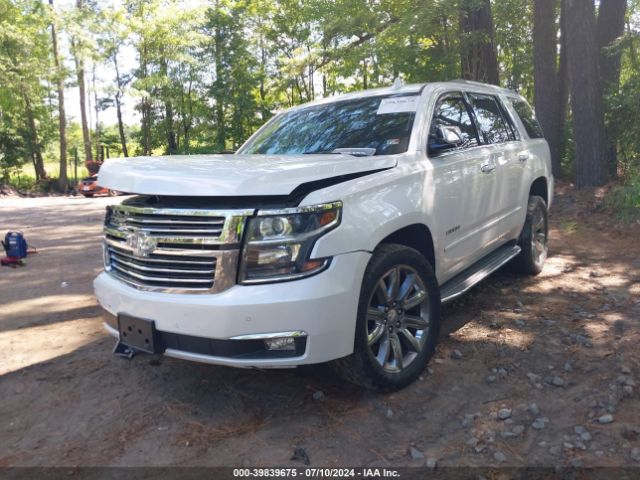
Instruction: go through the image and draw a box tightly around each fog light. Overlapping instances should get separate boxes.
[264,337,297,351]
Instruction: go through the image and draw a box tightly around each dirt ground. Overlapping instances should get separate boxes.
[0,186,639,468]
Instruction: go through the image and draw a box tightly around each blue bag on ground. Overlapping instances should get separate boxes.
[2,232,28,258]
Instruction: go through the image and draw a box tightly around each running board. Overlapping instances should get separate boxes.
[440,244,521,304]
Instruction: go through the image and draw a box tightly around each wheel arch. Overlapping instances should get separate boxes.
[377,223,436,274]
[529,176,548,205]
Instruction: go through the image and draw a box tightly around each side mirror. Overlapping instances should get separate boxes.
[429,126,465,154]
[436,126,463,146]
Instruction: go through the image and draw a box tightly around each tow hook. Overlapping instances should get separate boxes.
[112,340,137,359]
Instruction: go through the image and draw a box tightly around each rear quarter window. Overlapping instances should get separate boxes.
[511,100,545,139]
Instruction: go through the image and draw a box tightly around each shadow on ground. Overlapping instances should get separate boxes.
[1,192,639,468]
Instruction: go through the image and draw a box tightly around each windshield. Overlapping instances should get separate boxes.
[239,94,418,156]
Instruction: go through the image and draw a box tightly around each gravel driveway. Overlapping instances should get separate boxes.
[1,190,639,468]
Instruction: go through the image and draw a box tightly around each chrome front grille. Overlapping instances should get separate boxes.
[107,244,217,289]
[112,211,226,237]
[103,203,253,293]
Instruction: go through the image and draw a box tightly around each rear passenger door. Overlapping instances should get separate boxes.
[464,92,522,249]
[506,97,548,226]
[427,92,494,277]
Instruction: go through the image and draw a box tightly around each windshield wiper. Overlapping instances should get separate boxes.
[332,148,376,157]
[303,148,376,157]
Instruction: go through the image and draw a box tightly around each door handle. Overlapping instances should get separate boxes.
[480,161,496,174]
[518,152,530,162]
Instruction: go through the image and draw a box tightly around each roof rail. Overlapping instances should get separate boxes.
[450,79,497,87]
[448,79,518,94]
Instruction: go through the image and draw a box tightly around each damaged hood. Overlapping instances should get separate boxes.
[97,154,397,197]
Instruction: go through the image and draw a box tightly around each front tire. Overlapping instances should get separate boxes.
[330,244,441,391]
[512,195,548,275]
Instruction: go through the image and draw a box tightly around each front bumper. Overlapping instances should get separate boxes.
[94,251,370,367]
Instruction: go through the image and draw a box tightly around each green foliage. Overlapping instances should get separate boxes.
[605,65,640,222]
[606,176,640,222]
[493,0,534,96]
[0,0,56,176]
[1,0,640,196]
[606,68,640,180]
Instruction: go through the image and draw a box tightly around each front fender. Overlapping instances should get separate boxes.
[303,160,437,261]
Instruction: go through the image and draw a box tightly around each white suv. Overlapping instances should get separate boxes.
[95,80,553,390]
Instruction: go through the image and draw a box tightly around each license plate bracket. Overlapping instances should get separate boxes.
[117,314,162,354]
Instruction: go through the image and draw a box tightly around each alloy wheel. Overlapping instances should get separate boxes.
[366,265,430,373]
[532,207,548,264]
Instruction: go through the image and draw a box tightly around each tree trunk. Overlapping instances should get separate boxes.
[165,101,178,154]
[564,0,608,188]
[113,53,129,157]
[142,98,151,155]
[73,51,92,162]
[533,0,562,178]
[259,44,269,122]
[73,0,92,163]
[159,58,178,155]
[49,0,67,191]
[362,59,368,90]
[597,0,627,88]
[139,45,151,156]
[213,25,226,151]
[181,79,193,154]
[115,94,128,157]
[459,0,500,85]
[91,65,101,161]
[558,0,569,153]
[597,0,627,177]
[22,92,47,180]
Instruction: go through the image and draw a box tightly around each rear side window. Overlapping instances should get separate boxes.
[511,100,545,139]
[467,93,513,144]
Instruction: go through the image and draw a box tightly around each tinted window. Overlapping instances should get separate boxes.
[239,95,416,156]
[467,93,513,144]
[511,100,545,139]
[497,100,520,141]
[429,94,479,152]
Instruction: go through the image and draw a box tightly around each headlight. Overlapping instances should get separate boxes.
[239,201,342,284]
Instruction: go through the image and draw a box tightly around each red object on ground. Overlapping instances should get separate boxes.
[1,256,23,267]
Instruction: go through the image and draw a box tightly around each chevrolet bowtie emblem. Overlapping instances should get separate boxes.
[126,230,157,257]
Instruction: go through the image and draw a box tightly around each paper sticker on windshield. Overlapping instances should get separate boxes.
[377,96,419,115]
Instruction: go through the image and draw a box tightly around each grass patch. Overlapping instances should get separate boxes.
[558,220,580,234]
[3,158,89,194]
[607,178,640,223]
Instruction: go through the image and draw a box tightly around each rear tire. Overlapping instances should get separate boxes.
[512,195,548,275]
[82,193,94,198]
[330,244,441,391]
